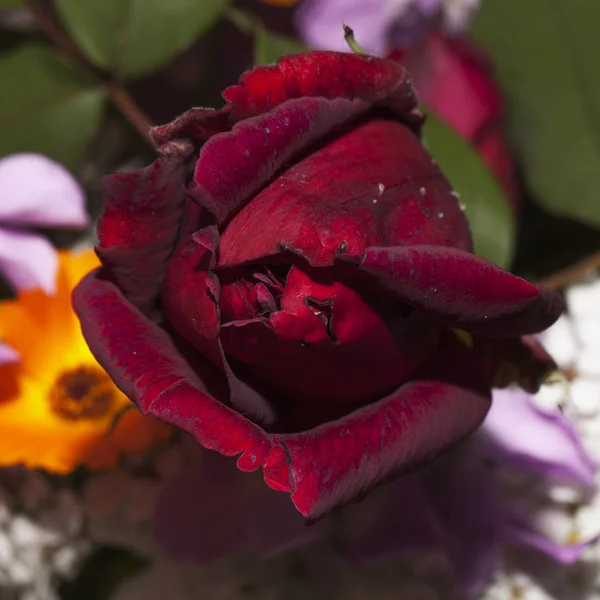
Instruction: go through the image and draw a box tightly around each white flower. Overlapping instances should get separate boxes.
[0,470,90,600]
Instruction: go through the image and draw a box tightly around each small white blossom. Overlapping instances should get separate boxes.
[0,470,89,600]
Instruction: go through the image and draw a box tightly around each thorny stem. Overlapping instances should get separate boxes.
[537,248,600,290]
[23,0,155,147]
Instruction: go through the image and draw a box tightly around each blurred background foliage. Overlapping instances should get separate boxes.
[0,0,599,280]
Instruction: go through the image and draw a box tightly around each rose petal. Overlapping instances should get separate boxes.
[150,106,233,148]
[72,271,273,471]
[349,245,563,336]
[190,96,369,226]
[220,264,440,423]
[152,52,421,148]
[263,379,490,519]
[0,153,88,228]
[222,51,422,124]
[162,227,222,367]
[0,227,58,293]
[219,119,472,267]
[478,388,596,487]
[96,141,194,317]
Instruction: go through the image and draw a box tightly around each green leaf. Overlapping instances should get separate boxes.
[55,0,230,79]
[0,0,22,8]
[424,112,516,268]
[254,28,307,65]
[472,0,600,228]
[0,44,106,169]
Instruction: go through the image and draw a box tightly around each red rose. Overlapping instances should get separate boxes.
[73,51,561,519]
[390,33,520,209]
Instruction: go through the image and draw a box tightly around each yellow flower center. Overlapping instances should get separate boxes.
[50,366,116,421]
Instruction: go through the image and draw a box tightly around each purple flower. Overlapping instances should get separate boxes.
[0,153,88,294]
[0,342,18,365]
[153,388,595,594]
[296,0,480,55]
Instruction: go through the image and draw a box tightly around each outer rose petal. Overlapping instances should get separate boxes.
[0,227,58,293]
[74,270,491,519]
[0,153,88,228]
[189,97,370,227]
[96,141,194,317]
[222,52,421,123]
[263,380,490,519]
[350,245,562,336]
[153,52,421,147]
[72,271,273,471]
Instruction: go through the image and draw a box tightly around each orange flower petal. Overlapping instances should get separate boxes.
[0,249,172,474]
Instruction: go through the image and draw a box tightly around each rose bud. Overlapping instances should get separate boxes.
[73,51,561,520]
[389,32,520,210]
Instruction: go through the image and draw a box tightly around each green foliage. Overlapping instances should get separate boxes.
[0,44,106,169]
[55,0,230,79]
[0,0,22,8]
[473,0,600,228]
[424,112,516,268]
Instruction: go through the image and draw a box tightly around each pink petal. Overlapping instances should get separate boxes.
[479,388,596,487]
[295,0,392,55]
[0,153,88,228]
[0,227,57,293]
[0,342,18,365]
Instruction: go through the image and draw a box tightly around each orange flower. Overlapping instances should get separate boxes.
[0,250,172,474]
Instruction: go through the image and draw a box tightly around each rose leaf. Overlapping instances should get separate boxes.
[473,0,600,228]
[423,111,516,269]
[0,44,106,170]
[54,0,230,79]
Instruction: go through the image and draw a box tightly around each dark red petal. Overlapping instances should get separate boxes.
[72,271,272,470]
[263,379,491,519]
[162,227,222,367]
[219,119,472,267]
[96,141,193,317]
[191,96,369,226]
[152,51,421,149]
[150,106,234,148]
[219,265,440,429]
[222,51,422,126]
[349,245,562,336]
